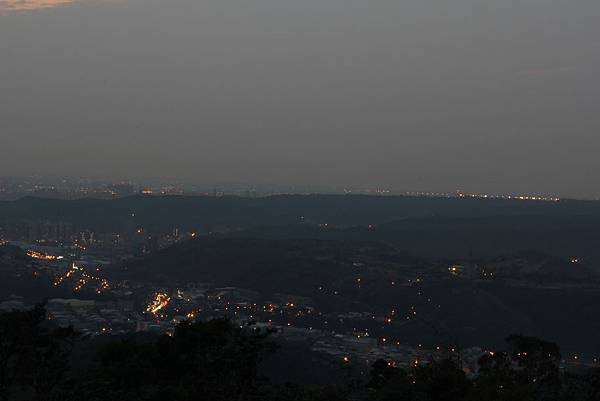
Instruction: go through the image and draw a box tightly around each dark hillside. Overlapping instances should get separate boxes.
[3,195,600,233]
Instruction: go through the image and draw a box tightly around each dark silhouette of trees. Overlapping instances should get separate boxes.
[366,335,600,401]
[369,358,470,401]
[76,319,275,401]
[0,305,78,401]
[2,309,600,401]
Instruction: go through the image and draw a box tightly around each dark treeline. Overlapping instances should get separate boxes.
[1,307,599,401]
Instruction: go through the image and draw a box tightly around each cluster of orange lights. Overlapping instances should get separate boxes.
[96,279,110,294]
[147,293,171,316]
[53,264,110,294]
[74,277,87,291]
[27,250,61,261]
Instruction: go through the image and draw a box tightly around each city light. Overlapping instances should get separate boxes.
[27,250,61,261]
[147,292,171,316]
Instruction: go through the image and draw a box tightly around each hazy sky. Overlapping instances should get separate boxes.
[1,0,599,197]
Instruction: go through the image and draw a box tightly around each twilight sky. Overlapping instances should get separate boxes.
[1,0,599,197]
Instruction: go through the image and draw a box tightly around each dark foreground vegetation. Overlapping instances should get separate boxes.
[1,307,599,401]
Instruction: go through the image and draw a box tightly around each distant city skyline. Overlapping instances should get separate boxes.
[0,174,576,201]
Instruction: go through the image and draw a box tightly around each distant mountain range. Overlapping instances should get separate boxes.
[230,214,600,263]
[2,194,600,230]
[3,194,600,263]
